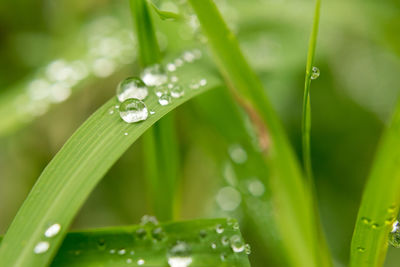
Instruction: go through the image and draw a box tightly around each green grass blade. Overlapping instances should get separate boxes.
[350,100,400,267]
[302,0,321,182]
[187,1,331,266]
[130,0,179,221]
[0,219,250,267]
[0,59,220,267]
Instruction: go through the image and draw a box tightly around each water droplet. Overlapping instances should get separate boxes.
[216,186,242,211]
[136,228,147,239]
[141,64,167,86]
[116,77,148,102]
[155,85,168,97]
[216,224,224,234]
[138,259,145,265]
[244,243,251,255]
[109,109,115,115]
[118,249,126,255]
[158,93,172,106]
[311,66,320,80]
[150,110,155,115]
[211,242,217,249]
[357,247,366,253]
[199,230,207,239]
[124,132,129,136]
[221,236,229,246]
[130,250,135,255]
[127,258,133,264]
[389,221,400,248]
[170,85,185,98]
[247,179,265,197]
[174,59,184,67]
[170,76,179,83]
[371,223,380,229]
[220,253,227,261]
[228,144,247,164]
[152,227,166,241]
[140,215,159,226]
[232,222,239,230]
[34,241,50,254]
[119,98,148,123]
[44,223,61,238]
[167,63,177,72]
[230,235,245,253]
[169,241,191,256]
[183,51,195,62]
[110,249,116,254]
[361,217,371,224]
[168,256,193,267]
[199,79,207,87]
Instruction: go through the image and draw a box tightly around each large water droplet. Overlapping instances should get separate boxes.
[116,77,148,102]
[167,241,192,267]
[44,223,61,238]
[141,64,167,86]
[34,241,50,254]
[311,66,320,80]
[168,257,193,267]
[230,235,245,253]
[389,220,400,248]
[119,99,148,123]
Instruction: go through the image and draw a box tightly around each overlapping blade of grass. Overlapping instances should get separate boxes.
[0,59,221,267]
[350,100,400,267]
[187,1,331,266]
[130,0,179,221]
[0,219,250,267]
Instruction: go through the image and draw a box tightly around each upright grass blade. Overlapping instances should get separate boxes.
[302,0,321,183]
[350,99,400,267]
[0,59,220,267]
[187,1,331,266]
[130,0,179,221]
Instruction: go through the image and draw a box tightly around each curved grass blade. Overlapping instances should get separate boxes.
[148,1,181,21]
[350,99,400,267]
[187,1,331,266]
[0,59,221,267]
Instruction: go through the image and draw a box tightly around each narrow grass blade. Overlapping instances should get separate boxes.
[130,0,180,221]
[187,1,331,266]
[350,100,400,267]
[0,59,221,267]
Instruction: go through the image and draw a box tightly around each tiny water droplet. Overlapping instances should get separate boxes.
[357,247,366,253]
[371,223,380,229]
[109,109,114,115]
[244,243,251,255]
[44,223,61,238]
[199,79,207,87]
[110,249,116,254]
[167,63,177,72]
[215,224,224,234]
[211,242,217,249]
[119,98,148,123]
[141,64,167,86]
[124,132,129,136]
[140,215,159,226]
[361,217,371,224]
[183,51,195,62]
[118,249,126,255]
[130,250,135,255]
[137,259,145,265]
[221,236,229,246]
[169,241,191,257]
[34,241,50,254]
[230,235,245,253]
[220,253,227,261]
[158,93,172,106]
[136,228,147,239]
[127,258,132,264]
[232,222,240,230]
[150,110,155,115]
[116,77,148,102]
[228,144,247,164]
[174,59,184,67]
[152,227,166,241]
[311,66,320,80]
[199,230,207,239]
[216,186,242,211]
[171,85,185,98]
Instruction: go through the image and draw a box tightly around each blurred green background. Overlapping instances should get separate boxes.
[0,0,399,266]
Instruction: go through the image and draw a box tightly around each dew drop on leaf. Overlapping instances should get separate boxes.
[158,93,172,106]
[170,85,185,98]
[119,98,148,123]
[215,224,224,234]
[230,235,245,253]
[141,64,168,86]
[116,77,148,102]
[34,241,50,254]
[44,223,61,238]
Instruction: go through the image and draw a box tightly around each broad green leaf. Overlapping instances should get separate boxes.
[0,58,221,267]
[350,100,400,267]
[187,1,331,266]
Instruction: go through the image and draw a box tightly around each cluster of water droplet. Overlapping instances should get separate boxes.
[311,66,320,80]
[34,223,62,254]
